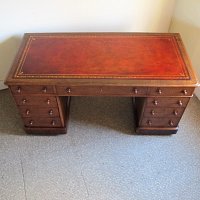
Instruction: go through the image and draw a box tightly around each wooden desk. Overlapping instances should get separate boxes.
[5,33,198,134]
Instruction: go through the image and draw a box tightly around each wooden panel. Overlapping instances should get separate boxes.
[13,96,57,106]
[56,96,71,127]
[14,33,190,80]
[143,107,185,118]
[19,106,59,118]
[140,117,180,127]
[56,86,147,96]
[146,97,190,107]
[148,87,194,96]
[24,127,67,134]
[10,85,54,94]
[135,97,146,123]
[136,127,178,134]
[23,117,62,127]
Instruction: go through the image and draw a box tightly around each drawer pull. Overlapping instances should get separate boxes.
[49,109,53,116]
[51,120,56,126]
[66,88,71,93]
[22,99,27,104]
[133,88,138,94]
[147,120,152,126]
[26,109,30,115]
[173,110,178,116]
[42,87,47,93]
[47,99,51,104]
[169,120,174,126]
[17,87,21,93]
[153,100,158,106]
[29,120,33,125]
[157,89,162,95]
[178,100,183,106]
[151,110,155,115]
[183,89,188,95]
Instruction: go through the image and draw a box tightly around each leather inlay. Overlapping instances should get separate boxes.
[14,34,190,80]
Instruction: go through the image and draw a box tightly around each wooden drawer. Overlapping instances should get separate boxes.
[56,86,147,96]
[148,87,194,96]
[140,117,180,127]
[23,117,62,127]
[19,106,59,118]
[13,96,57,106]
[10,85,55,94]
[143,107,185,118]
[146,97,190,107]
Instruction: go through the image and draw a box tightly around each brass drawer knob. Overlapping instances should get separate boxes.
[49,109,53,116]
[22,99,27,104]
[173,110,178,116]
[26,109,30,115]
[29,120,33,125]
[183,89,188,95]
[178,100,183,106]
[42,87,47,93]
[17,86,21,93]
[153,100,158,106]
[169,120,174,126]
[51,120,56,126]
[47,99,51,104]
[66,88,71,93]
[133,88,138,94]
[151,110,155,115]
[157,88,162,95]
[147,120,152,126]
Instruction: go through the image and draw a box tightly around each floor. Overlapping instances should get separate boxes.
[0,89,200,200]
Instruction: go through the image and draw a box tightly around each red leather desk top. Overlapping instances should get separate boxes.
[6,33,198,87]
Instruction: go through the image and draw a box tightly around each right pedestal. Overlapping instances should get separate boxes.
[134,96,190,135]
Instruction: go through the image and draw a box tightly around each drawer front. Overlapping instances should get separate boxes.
[19,106,59,118]
[148,87,194,96]
[23,117,62,127]
[146,97,190,108]
[13,96,57,106]
[56,86,147,96]
[10,85,55,94]
[140,118,180,127]
[144,107,185,118]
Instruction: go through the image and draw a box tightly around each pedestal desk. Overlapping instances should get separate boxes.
[5,33,198,134]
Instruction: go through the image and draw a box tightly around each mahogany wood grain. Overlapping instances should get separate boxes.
[56,86,147,96]
[10,85,55,94]
[148,87,194,96]
[146,97,190,107]
[140,117,180,127]
[136,127,178,135]
[143,107,185,118]
[24,127,67,135]
[13,96,57,106]
[4,33,199,135]
[18,106,59,118]
[23,117,62,127]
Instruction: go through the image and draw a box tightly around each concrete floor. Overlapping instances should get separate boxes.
[0,89,200,200]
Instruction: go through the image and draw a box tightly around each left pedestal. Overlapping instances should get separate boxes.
[9,85,70,135]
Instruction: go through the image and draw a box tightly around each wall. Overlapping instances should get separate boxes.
[0,0,175,89]
[170,0,200,99]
